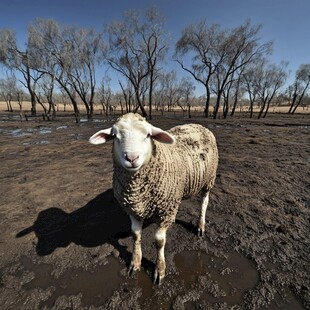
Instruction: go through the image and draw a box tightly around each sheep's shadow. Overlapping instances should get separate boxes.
[16,189,133,263]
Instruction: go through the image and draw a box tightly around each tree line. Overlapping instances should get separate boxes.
[0,7,309,122]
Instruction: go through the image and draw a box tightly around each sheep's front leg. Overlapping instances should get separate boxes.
[198,191,209,237]
[154,226,167,285]
[128,215,143,274]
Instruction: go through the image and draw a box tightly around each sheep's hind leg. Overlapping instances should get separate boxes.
[154,226,167,285]
[128,215,143,275]
[198,190,209,237]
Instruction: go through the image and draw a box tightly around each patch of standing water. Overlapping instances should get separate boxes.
[4,126,52,145]
[174,250,304,308]
[174,250,259,305]
[21,255,124,308]
[93,119,106,123]
[18,249,304,308]
[22,140,50,146]
[56,125,68,130]
[10,128,33,137]
[0,126,52,145]
[8,126,52,137]
[38,127,52,134]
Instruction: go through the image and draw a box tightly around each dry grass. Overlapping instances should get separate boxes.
[0,100,309,116]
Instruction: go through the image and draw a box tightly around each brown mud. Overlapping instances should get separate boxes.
[0,112,309,309]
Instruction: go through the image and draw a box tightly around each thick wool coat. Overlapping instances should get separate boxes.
[113,123,218,228]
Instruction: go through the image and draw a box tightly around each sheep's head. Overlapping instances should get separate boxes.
[89,113,175,171]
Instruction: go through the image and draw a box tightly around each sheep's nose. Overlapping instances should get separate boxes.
[125,153,139,164]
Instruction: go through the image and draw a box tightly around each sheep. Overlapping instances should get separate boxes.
[89,113,218,284]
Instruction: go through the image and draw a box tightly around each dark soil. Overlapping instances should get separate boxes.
[0,112,309,309]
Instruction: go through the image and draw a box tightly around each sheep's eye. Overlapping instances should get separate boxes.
[144,133,151,141]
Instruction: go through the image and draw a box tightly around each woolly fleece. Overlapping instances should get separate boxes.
[112,114,218,228]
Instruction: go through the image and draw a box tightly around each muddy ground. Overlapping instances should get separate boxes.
[0,111,309,310]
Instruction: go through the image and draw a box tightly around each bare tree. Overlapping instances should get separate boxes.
[36,74,56,119]
[0,75,26,121]
[256,61,288,119]
[16,88,24,112]
[144,7,168,119]
[28,19,104,122]
[157,70,182,113]
[175,20,272,118]
[229,66,246,117]
[0,76,16,112]
[63,26,103,120]
[119,80,135,113]
[98,76,113,115]
[212,21,273,119]
[242,64,261,118]
[288,64,310,114]
[178,77,196,118]
[175,21,220,117]
[105,7,168,118]
[0,29,44,116]
[27,19,81,120]
[59,88,72,112]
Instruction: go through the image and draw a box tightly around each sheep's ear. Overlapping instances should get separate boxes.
[89,128,114,145]
[151,126,176,144]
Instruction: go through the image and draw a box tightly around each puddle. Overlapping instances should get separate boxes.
[7,127,52,137]
[174,250,304,308]
[22,255,124,307]
[174,250,259,305]
[19,251,304,308]
[22,140,50,146]
[92,119,106,123]
[1,126,53,145]
[10,128,33,137]
[21,250,253,308]
[21,254,155,308]
[38,127,52,135]
[56,125,68,130]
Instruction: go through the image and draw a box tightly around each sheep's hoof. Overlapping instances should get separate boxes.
[153,269,165,285]
[128,265,140,276]
[197,228,205,237]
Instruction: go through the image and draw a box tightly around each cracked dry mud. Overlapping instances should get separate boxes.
[0,112,309,309]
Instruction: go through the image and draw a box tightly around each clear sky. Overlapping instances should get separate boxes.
[1,0,310,95]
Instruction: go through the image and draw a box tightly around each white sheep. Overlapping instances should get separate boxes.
[89,113,218,284]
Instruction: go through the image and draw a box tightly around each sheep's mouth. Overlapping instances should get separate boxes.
[123,164,141,172]
[129,163,141,169]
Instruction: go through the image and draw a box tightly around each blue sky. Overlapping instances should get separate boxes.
[1,0,310,96]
